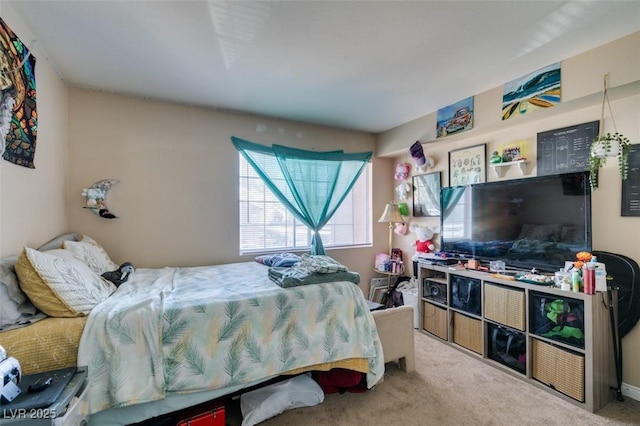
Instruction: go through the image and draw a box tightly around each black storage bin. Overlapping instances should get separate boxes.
[423,279,447,305]
[450,274,481,315]
[487,323,526,374]
[529,291,585,349]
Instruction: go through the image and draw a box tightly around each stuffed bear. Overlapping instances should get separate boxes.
[409,223,439,261]
[395,182,411,200]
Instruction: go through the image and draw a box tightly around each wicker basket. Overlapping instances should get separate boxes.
[532,339,585,402]
[452,312,482,354]
[484,283,525,330]
[423,302,447,340]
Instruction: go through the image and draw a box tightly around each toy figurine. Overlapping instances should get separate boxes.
[489,150,503,164]
[409,223,439,261]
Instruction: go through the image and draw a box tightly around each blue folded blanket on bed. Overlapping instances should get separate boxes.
[267,254,360,287]
[268,267,361,288]
[255,252,301,267]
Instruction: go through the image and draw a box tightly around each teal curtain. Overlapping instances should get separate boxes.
[232,136,372,255]
[441,186,467,219]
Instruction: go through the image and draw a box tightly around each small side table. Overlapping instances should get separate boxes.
[374,269,403,285]
[1,366,89,425]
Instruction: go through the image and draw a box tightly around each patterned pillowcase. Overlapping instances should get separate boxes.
[80,235,119,265]
[62,239,118,274]
[15,247,116,317]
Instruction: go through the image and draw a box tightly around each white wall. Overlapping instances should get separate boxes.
[65,88,393,293]
[377,31,640,391]
[0,4,69,256]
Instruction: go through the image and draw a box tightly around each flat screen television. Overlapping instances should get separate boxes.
[440,171,592,272]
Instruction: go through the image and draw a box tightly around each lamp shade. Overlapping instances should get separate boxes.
[378,203,404,223]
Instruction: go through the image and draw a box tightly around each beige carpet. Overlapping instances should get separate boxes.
[225,330,640,425]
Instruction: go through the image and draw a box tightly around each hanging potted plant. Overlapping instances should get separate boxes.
[589,132,630,189]
[589,74,632,190]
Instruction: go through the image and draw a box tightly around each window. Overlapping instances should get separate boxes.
[239,154,371,254]
[442,187,472,240]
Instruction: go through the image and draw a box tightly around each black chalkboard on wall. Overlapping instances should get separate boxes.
[622,144,640,217]
[536,121,600,176]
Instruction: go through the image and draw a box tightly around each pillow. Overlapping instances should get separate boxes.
[15,247,116,317]
[1,255,36,313]
[240,373,324,426]
[1,255,38,330]
[1,281,24,328]
[61,240,118,274]
[36,232,80,251]
[78,234,118,266]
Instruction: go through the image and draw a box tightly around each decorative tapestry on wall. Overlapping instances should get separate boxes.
[0,17,38,168]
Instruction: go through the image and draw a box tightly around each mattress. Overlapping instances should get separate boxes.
[0,316,88,375]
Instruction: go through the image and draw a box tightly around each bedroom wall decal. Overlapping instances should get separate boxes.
[0,17,38,168]
[82,179,120,219]
[502,62,561,121]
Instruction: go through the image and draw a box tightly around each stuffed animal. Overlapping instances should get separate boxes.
[102,262,135,287]
[394,222,408,236]
[410,141,426,167]
[395,182,411,200]
[394,163,410,181]
[409,141,435,172]
[409,223,439,261]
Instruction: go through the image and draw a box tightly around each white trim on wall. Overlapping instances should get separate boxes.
[621,382,640,402]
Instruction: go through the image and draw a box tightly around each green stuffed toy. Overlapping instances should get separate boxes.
[543,299,584,341]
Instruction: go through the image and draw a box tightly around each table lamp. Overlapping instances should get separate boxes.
[378,202,404,256]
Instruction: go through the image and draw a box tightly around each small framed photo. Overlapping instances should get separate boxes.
[448,143,487,186]
[499,140,527,163]
[413,172,441,217]
[391,248,403,262]
[369,278,388,300]
[372,286,387,304]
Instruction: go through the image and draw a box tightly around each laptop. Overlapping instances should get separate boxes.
[1,367,76,415]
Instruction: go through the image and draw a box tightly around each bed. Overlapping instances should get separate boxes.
[0,233,384,426]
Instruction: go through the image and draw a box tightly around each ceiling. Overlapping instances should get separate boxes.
[6,1,640,134]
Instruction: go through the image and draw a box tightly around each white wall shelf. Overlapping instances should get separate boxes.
[489,160,530,178]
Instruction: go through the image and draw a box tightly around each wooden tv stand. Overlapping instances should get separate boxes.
[417,262,617,412]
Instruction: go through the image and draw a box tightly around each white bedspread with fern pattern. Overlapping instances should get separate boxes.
[78,262,384,414]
